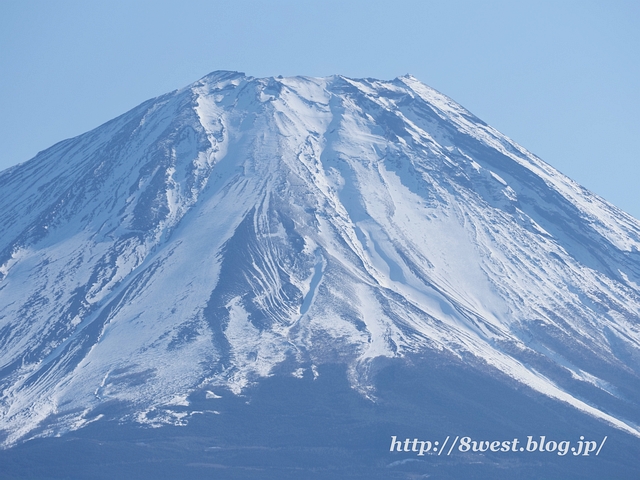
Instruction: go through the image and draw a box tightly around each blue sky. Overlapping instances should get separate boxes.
[1,0,638,218]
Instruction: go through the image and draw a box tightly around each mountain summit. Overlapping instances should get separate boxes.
[1,71,640,477]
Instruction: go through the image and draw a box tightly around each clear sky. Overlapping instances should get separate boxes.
[1,0,639,218]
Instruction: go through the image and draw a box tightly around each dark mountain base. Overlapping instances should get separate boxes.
[1,354,638,479]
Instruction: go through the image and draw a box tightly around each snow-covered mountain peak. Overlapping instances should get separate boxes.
[1,71,640,447]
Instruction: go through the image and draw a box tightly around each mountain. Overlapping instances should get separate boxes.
[1,71,640,478]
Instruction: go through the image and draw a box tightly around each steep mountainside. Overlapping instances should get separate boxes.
[1,71,640,459]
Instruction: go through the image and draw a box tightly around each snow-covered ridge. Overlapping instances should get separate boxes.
[1,71,640,446]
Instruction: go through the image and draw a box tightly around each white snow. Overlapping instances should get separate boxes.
[1,71,640,445]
